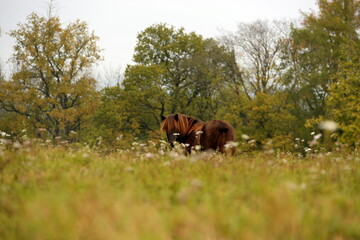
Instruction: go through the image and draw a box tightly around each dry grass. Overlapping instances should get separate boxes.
[0,143,359,240]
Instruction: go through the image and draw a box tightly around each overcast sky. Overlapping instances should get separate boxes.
[0,0,317,77]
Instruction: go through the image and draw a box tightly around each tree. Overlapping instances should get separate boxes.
[223,20,290,96]
[0,13,101,138]
[120,23,238,138]
[218,20,297,144]
[327,39,360,146]
[287,0,360,118]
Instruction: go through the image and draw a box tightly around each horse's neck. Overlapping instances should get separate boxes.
[187,119,204,135]
[188,118,200,127]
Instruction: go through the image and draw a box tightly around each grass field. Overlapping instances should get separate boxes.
[0,143,360,240]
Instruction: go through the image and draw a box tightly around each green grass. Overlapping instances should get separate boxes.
[0,146,360,240]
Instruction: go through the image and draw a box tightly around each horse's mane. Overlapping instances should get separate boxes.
[161,113,201,136]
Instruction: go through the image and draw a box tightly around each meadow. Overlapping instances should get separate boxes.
[0,140,359,240]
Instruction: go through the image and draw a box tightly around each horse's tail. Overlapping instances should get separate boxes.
[217,126,235,154]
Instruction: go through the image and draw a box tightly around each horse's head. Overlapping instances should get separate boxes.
[160,113,189,145]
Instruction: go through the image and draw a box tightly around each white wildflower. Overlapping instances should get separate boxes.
[304,147,312,153]
[38,128,46,133]
[318,120,338,132]
[195,145,202,151]
[311,132,315,135]
[241,134,250,140]
[13,141,22,149]
[224,141,239,149]
[313,133,322,140]
[173,133,180,136]
[144,153,154,158]
[309,140,319,147]
[116,135,123,141]
[0,139,11,145]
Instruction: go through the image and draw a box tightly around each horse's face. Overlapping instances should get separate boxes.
[161,114,181,145]
[166,131,179,146]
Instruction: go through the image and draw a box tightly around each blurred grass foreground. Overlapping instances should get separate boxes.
[0,143,359,240]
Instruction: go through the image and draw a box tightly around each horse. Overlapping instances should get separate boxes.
[160,113,236,154]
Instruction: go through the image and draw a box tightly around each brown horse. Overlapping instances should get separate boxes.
[160,113,236,154]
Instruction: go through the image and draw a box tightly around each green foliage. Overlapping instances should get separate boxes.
[118,23,238,139]
[327,40,360,146]
[0,110,32,137]
[82,85,139,148]
[1,1,360,150]
[0,13,101,139]
[218,92,296,145]
[287,0,360,118]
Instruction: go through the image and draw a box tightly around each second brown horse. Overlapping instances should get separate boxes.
[161,113,236,154]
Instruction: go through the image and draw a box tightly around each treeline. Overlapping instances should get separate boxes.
[0,0,359,150]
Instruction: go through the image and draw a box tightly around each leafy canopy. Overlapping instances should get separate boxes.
[0,13,102,138]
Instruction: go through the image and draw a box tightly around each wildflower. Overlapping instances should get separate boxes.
[295,138,300,141]
[13,141,22,149]
[313,133,322,140]
[309,140,319,147]
[173,133,180,136]
[38,128,46,133]
[224,141,239,149]
[0,139,11,145]
[311,132,315,135]
[304,147,312,153]
[241,134,250,140]
[195,145,201,151]
[144,153,154,158]
[318,120,338,132]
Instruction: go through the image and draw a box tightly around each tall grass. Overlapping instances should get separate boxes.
[0,143,359,239]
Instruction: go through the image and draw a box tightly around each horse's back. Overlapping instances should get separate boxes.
[201,120,235,153]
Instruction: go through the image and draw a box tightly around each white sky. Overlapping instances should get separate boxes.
[0,0,317,78]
